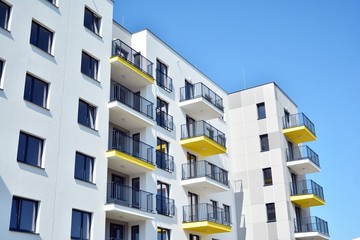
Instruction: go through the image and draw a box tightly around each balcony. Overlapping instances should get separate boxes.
[109,83,154,132]
[107,130,155,174]
[286,145,320,175]
[181,160,229,193]
[156,108,173,131]
[182,203,231,234]
[294,216,329,240]
[156,69,173,92]
[110,39,154,91]
[290,180,325,208]
[105,182,154,221]
[179,82,224,120]
[156,150,174,173]
[283,113,316,143]
[180,120,226,156]
[156,195,175,217]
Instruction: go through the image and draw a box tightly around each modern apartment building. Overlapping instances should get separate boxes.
[0,0,329,240]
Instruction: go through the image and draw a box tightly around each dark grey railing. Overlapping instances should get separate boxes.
[112,39,153,77]
[181,120,226,148]
[182,160,229,187]
[156,69,173,92]
[183,203,231,225]
[108,130,154,164]
[290,179,324,201]
[156,108,173,131]
[110,82,154,119]
[156,150,174,172]
[107,182,153,212]
[286,145,320,168]
[156,195,175,217]
[180,82,224,111]
[283,113,316,136]
[295,216,329,236]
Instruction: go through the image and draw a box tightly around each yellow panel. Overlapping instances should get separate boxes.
[182,221,232,234]
[110,56,155,84]
[283,126,316,143]
[290,194,325,208]
[180,136,226,156]
[106,150,155,171]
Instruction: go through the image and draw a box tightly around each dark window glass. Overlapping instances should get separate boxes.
[257,102,266,119]
[17,132,43,167]
[263,168,273,186]
[260,134,269,152]
[84,7,100,35]
[223,204,231,224]
[75,152,94,183]
[81,52,98,80]
[131,225,139,240]
[0,1,10,30]
[266,203,276,222]
[157,227,170,240]
[189,234,200,240]
[71,209,91,240]
[0,59,4,83]
[24,74,48,108]
[9,197,38,233]
[78,100,96,129]
[30,21,53,53]
[46,0,56,5]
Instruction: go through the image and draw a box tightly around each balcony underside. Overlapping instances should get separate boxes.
[105,203,154,222]
[287,159,320,175]
[283,126,316,143]
[107,150,155,174]
[179,98,223,120]
[180,136,226,157]
[182,221,231,234]
[181,177,229,193]
[110,56,154,91]
[291,194,325,208]
[295,232,330,240]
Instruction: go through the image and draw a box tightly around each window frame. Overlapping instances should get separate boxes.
[71,209,92,240]
[266,203,276,222]
[260,134,269,152]
[74,152,94,183]
[17,131,44,168]
[157,227,170,240]
[263,167,273,186]
[257,102,266,119]
[24,73,49,108]
[30,20,54,54]
[9,196,39,234]
[189,234,200,240]
[78,99,97,130]
[0,0,11,31]
[81,51,99,80]
[84,7,101,36]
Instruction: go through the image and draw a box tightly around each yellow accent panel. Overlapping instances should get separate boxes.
[283,126,316,143]
[182,221,232,234]
[180,136,226,157]
[106,150,155,171]
[110,56,155,84]
[290,194,325,208]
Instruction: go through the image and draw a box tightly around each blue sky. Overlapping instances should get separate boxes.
[113,1,360,239]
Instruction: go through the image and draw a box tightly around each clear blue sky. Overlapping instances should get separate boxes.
[113,1,360,239]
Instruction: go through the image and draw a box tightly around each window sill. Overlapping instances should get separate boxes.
[260,149,270,152]
[263,184,273,187]
[40,0,59,8]
[258,117,266,120]
[75,177,95,185]
[84,27,103,40]
[81,73,100,83]
[24,99,49,111]
[0,26,11,33]
[78,123,98,132]
[30,44,55,60]
[9,228,39,235]
[267,220,277,223]
[18,160,44,170]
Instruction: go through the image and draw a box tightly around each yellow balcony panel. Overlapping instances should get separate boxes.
[107,150,155,174]
[283,126,316,144]
[182,221,231,234]
[180,136,226,156]
[291,194,325,208]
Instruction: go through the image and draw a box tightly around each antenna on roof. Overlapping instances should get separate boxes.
[242,68,247,89]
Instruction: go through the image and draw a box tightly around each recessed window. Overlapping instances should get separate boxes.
[0,0,11,30]
[189,234,200,240]
[71,209,91,240]
[17,132,43,167]
[266,203,276,222]
[30,21,53,54]
[84,7,101,35]
[75,152,94,183]
[260,134,269,152]
[157,227,170,240]
[24,74,49,108]
[263,168,273,186]
[81,51,98,80]
[46,0,56,5]
[257,102,266,119]
[0,59,4,85]
[9,196,39,233]
[78,99,96,129]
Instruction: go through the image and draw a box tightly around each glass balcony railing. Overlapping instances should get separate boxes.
[156,108,173,131]
[283,112,316,136]
[295,216,329,236]
[182,160,229,187]
[286,145,320,168]
[180,82,224,111]
[156,69,173,92]
[156,195,175,217]
[112,39,154,78]
[183,203,231,225]
[290,179,324,200]
[156,150,174,172]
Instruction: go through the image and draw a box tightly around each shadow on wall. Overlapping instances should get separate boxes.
[235,180,246,240]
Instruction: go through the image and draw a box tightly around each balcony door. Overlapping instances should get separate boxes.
[284,109,290,128]
[131,225,139,240]
[210,200,218,221]
[111,174,126,203]
[157,98,169,127]
[133,52,141,68]
[188,192,199,221]
[157,181,170,215]
[112,128,128,152]
[287,141,294,160]
[133,92,141,112]
[186,115,196,138]
[132,133,140,158]
[157,138,169,169]
[132,178,140,208]
[291,173,298,195]
[187,152,197,178]
[157,60,168,86]
[295,206,302,232]
[185,80,194,100]
[110,223,125,240]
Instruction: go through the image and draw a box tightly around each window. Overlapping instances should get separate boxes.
[0,0,10,30]
[46,0,56,5]
[263,168,273,186]
[81,51,98,80]
[157,227,170,240]
[84,7,101,35]
[223,204,231,224]
[9,196,38,233]
[210,200,218,220]
[266,203,276,222]
[24,74,49,108]
[131,225,139,240]
[17,132,43,167]
[71,209,91,240]
[30,21,53,54]
[257,102,266,119]
[0,59,4,85]
[260,134,269,152]
[78,99,96,129]
[189,234,200,240]
[75,152,94,183]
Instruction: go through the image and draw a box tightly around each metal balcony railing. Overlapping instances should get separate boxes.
[290,179,324,200]
[295,216,329,236]
[156,195,175,217]
[156,150,174,172]
[112,39,153,78]
[182,160,229,187]
[108,130,154,164]
[156,108,173,131]
[107,182,154,212]
[156,69,173,92]
[286,145,320,168]
[181,120,226,148]
[183,203,231,226]
[283,112,316,136]
[110,82,154,120]
[180,82,224,111]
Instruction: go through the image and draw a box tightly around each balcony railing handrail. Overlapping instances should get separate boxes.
[179,82,224,111]
[156,69,173,92]
[110,82,154,119]
[183,203,231,225]
[112,39,154,78]
[155,150,174,172]
[108,130,154,164]
[181,120,226,147]
[156,108,173,131]
[294,216,329,236]
[290,179,325,200]
[182,160,229,187]
[286,145,320,168]
[156,194,176,216]
[283,112,316,136]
